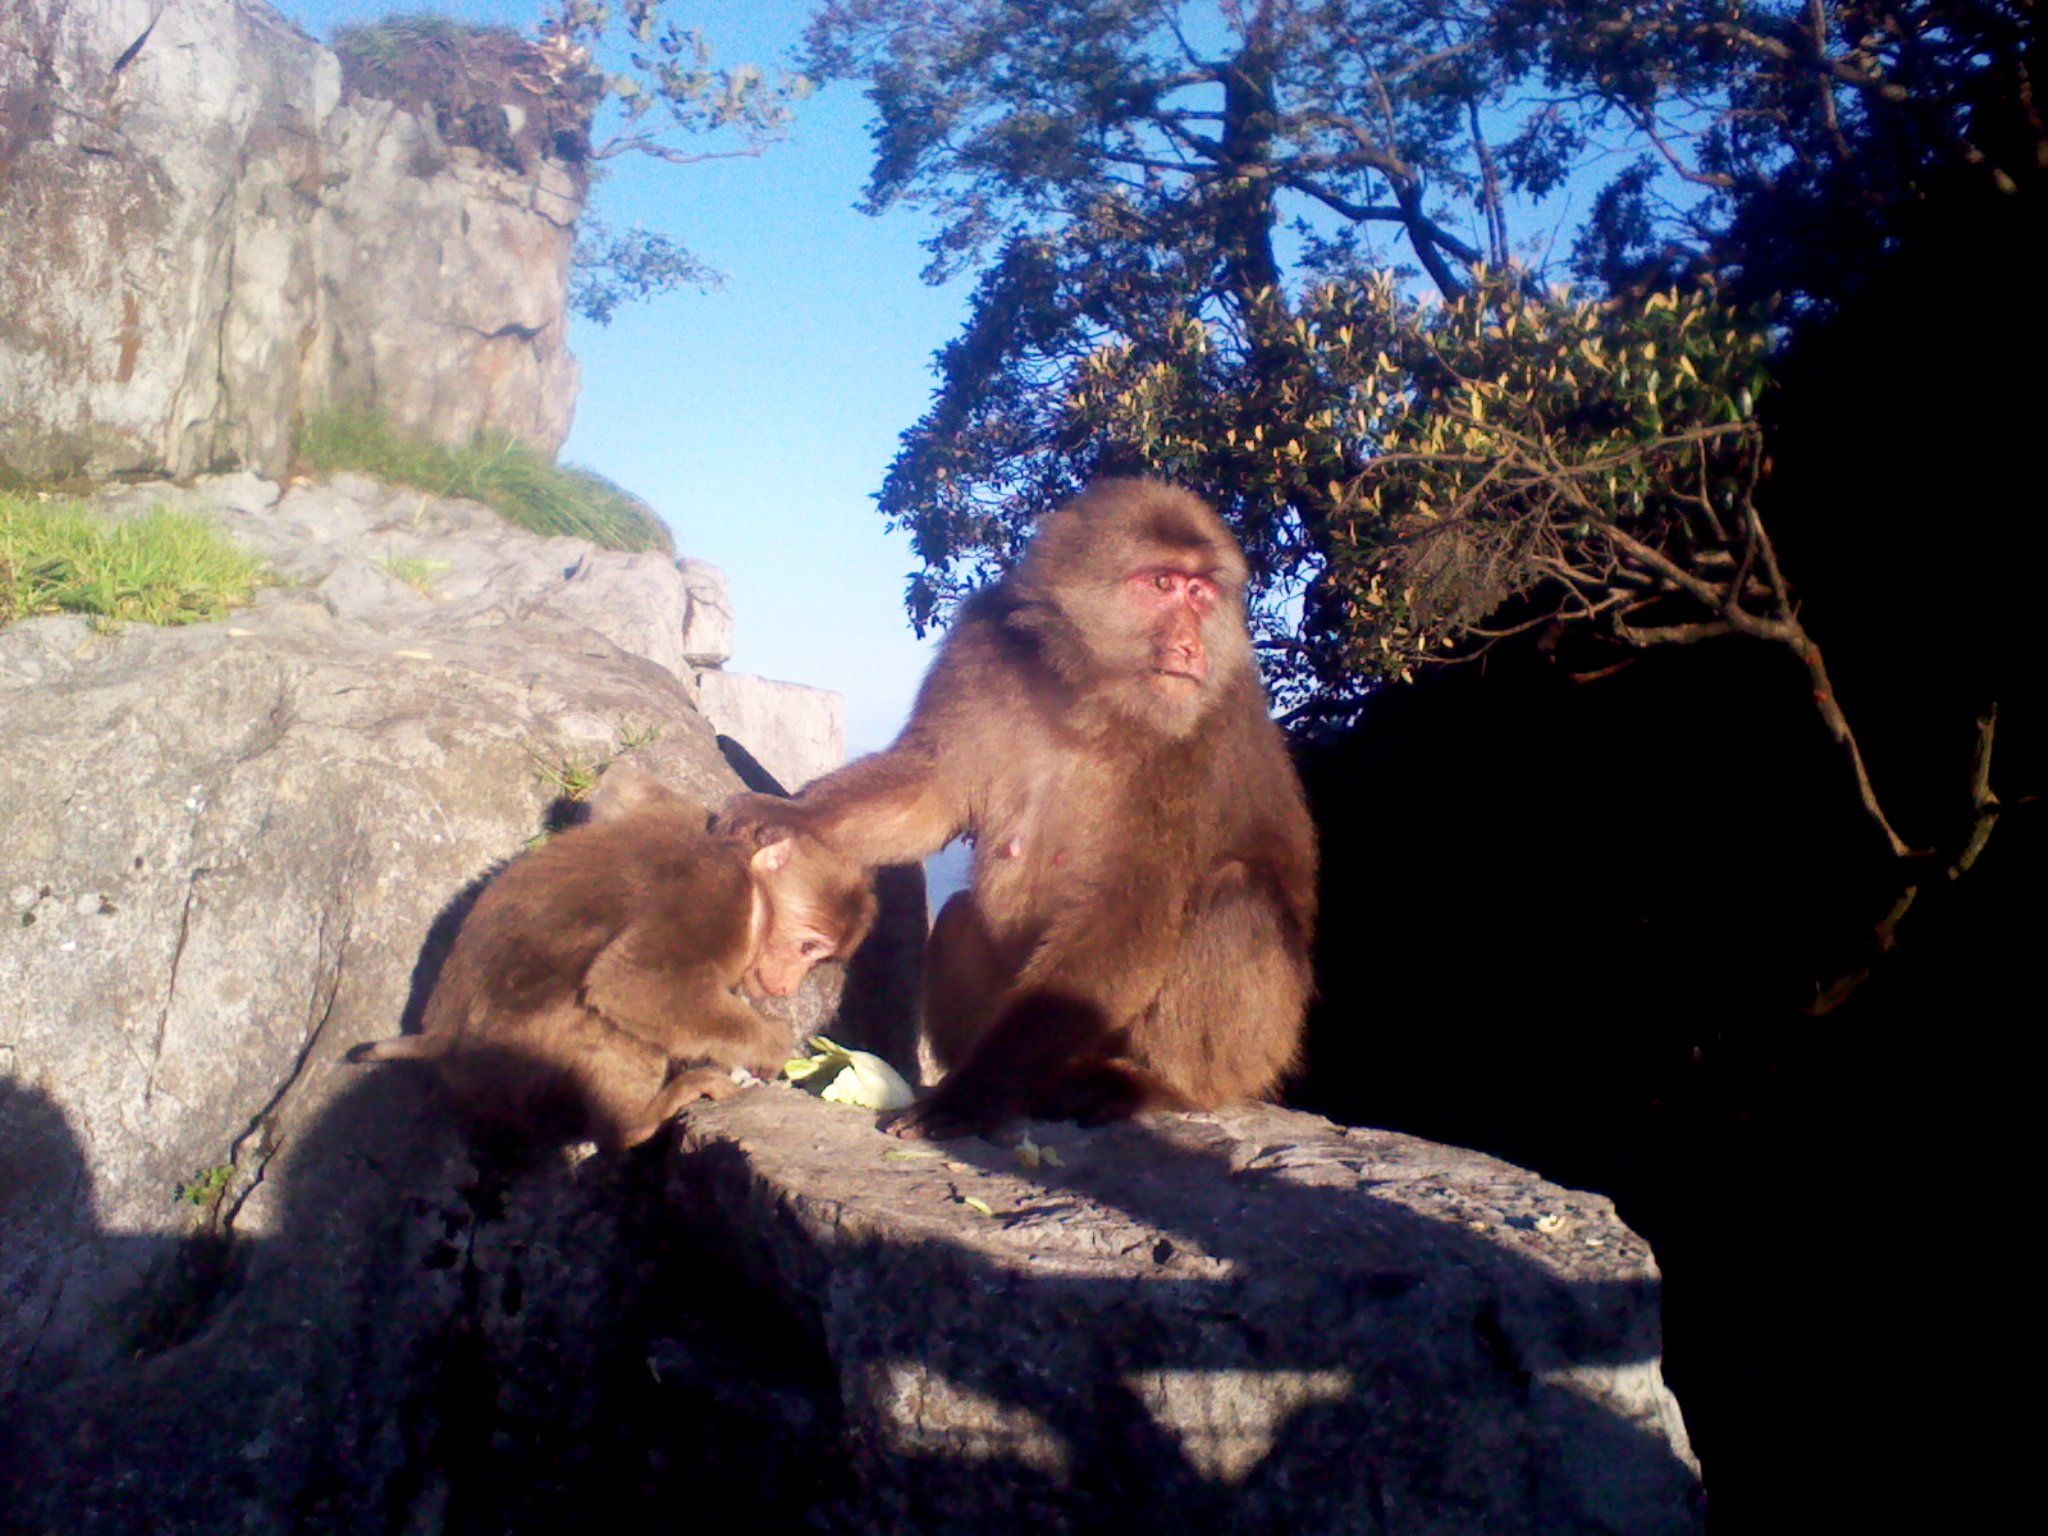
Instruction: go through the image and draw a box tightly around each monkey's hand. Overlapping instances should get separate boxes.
[714,790,813,847]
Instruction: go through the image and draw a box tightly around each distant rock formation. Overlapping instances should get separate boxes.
[666,556,847,793]
[0,0,586,479]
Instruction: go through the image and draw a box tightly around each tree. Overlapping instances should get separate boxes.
[806,0,1551,689]
[543,1,813,323]
[814,0,2038,661]
[1484,1,2045,306]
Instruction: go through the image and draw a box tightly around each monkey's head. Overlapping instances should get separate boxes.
[1010,478,1256,738]
[588,763,709,826]
[742,832,878,999]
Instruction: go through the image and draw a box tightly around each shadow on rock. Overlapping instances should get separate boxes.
[2,1069,1700,1536]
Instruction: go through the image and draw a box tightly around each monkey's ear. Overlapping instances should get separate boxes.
[750,837,796,875]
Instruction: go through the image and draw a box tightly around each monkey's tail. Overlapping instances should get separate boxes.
[347,1034,450,1065]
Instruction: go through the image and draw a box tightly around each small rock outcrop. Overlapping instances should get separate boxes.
[0,0,586,479]
[695,667,846,792]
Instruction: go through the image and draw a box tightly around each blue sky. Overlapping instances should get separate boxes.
[283,0,962,753]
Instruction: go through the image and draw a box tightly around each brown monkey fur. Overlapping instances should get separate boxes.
[353,765,876,1151]
[726,478,1317,1138]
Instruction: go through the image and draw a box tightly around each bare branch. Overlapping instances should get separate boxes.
[1809,706,2005,1014]
[1613,618,1736,646]
[595,135,773,165]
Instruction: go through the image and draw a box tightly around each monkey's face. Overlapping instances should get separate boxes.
[743,839,878,999]
[742,921,843,999]
[1025,488,1255,738]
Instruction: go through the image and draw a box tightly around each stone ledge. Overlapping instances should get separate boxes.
[670,1090,1705,1535]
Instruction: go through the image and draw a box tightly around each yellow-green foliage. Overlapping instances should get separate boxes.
[298,408,673,555]
[1074,272,1774,684]
[0,492,266,630]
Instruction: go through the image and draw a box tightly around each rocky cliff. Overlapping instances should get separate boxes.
[0,0,585,479]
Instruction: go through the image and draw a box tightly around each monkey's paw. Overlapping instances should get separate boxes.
[883,1095,993,1142]
[713,790,809,846]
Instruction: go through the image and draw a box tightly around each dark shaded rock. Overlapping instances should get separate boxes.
[672,1091,1704,1535]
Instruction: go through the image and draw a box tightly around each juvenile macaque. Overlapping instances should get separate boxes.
[726,479,1317,1138]
[353,765,876,1150]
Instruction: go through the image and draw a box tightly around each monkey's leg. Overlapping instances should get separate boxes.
[556,1015,689,1153]
[922,892,1010,1072]
[890,989,1128,1139]
[1127,862,1309,1108]
[925,896,1195,1125]
[689,991,797,1082]
[895,893,1187,1137]
[1026,1057,1197,1125]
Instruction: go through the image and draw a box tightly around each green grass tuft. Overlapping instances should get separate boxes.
[0,492,267,630]
[377,551,453,595]
[298,409,673,555]
[332,12,518,64]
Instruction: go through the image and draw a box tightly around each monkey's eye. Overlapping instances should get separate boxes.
[1151,572,1176,592]
[800,938,832,959]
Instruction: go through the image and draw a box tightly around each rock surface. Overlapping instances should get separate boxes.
[695,666,848,792]
[0,474,866,1394]
[674,1092,1703,1535]
[0,0,584,479]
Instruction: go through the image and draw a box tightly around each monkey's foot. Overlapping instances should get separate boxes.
[883,1096,997,1141]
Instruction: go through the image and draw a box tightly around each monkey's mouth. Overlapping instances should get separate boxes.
[1150,666,1204,685]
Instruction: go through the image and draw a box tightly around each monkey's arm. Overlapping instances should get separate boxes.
[1233,712,1320,951]
[719,616,1013,865]
[734,744,969,867]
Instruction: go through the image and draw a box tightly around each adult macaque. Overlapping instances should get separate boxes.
[353,765,875,1151]
[727,478,1317,1137]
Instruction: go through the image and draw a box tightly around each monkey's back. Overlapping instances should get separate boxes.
[421,801,751,1047]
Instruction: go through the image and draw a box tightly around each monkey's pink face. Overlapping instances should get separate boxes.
[1127,566,1221,687]
[742,928,839,1000]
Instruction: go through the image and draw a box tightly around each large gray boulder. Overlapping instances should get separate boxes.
[0,0,584,479]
